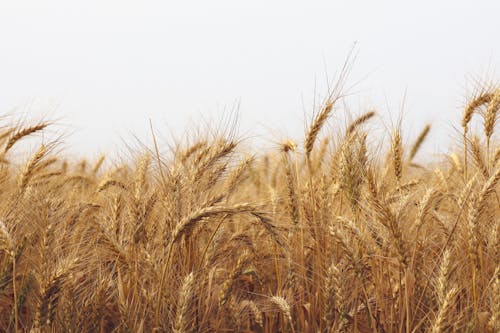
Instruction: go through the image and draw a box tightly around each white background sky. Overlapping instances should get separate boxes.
[0,1,499,157]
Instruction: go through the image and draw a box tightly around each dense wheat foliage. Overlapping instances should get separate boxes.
[0,86,498,333]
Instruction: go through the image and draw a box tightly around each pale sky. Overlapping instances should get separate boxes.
[0,1,499,157]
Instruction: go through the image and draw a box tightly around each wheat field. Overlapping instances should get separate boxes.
[0,85,498,333]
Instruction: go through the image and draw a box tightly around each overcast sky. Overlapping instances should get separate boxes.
[0,1,499,157]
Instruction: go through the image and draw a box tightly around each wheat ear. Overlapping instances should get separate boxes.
[305,101,334,157]
[173,272,195,333]
[392,130,403,182]
[409,124,431,161]
[346,110,376,136]
[4,123,48,153]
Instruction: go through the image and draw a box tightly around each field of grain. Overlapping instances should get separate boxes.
[0,85,498,332]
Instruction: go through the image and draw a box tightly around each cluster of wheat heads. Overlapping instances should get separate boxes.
[0,88,498,333]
